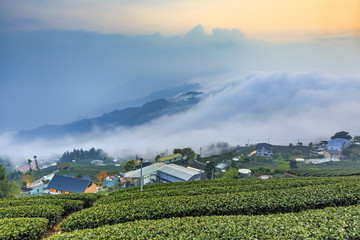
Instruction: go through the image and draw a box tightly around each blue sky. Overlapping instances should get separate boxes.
[0,1,359,160]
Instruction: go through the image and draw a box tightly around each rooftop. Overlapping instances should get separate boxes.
[159,153,182,162]
[158,164,200,181]
[125,163,165,178]
[47,175,91,193]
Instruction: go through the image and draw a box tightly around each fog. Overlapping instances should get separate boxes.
[1,70,359,165]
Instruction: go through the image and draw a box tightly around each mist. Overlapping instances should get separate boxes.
[1,70,359,165]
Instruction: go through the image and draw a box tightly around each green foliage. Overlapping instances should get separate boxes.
[289,160,298,169]
[288,169,360,177]
[331,131,352,140]
[49,204,360,239]
[28,192,101,208]
[60,147,106,163]
[60,177,360,231]
[94,177,347,206]
[0,205,64,225]
[123,159,136,171]
[221,168,240,179]
[276,159,290,172]
[0,217,48,240]
[249,166,271,175]
[0,198,84,215]
[0,165,19,198]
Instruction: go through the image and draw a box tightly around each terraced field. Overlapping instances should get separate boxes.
[1,177,360,239]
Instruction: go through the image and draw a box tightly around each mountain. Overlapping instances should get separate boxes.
[81,83,200,119]
[16,91,203,140]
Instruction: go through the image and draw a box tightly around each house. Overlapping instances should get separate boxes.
[327,138,351,152]
[238,169,251,177]
[157,164,201,183]
[46,175,98,194]
[187,161,207,180]
[91,160,104,166]
[159,154,183,164]
[255,143,273,157]
[29,184,49,195]
[215,163,228,172]
[125,163,165,185]
[102,179,120,188]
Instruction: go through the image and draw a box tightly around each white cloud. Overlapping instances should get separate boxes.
[1,70,359,164]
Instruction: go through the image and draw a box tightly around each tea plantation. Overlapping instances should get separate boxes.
[1,177,360,239]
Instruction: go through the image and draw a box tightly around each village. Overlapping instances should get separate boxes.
[19,131,359,196]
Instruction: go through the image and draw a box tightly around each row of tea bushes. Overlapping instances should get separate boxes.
[61,181,360,231]
[95,177,359,206]
[0,199,84,215]
[27,192,101,208]
[0,218,49,240]
[288,169,360,177]
[49,204,360,239]
[0,205,64,225]
[109,176,352,195]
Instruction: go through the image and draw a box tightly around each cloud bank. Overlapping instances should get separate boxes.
[1,26,359,133]
[1,70,359,164]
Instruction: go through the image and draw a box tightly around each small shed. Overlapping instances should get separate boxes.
[238,169,251,177]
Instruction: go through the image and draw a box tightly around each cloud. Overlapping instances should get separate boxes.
[1,70,359,164]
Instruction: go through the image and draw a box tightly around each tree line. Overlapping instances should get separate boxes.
[59,147,106,163]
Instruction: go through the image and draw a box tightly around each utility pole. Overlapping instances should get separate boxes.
[268,138,270,144]
[140,158,144,192]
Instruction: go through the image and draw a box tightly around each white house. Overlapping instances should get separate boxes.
[255,143,273,157]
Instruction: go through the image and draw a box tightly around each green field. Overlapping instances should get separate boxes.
[1,177,360,239]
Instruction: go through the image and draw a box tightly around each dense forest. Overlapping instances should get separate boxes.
[59,148,106,163]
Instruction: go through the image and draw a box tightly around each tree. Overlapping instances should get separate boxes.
[0,165,18,198]
[276,160,290,172]
[204,161,216,179]
[289,160,298,169]
[34,155,40,171]
[221,168,240,180]
[27,159,32,172]
[21,172,34,187]
[124,159,136,172]
[96,170,107,183]
[331,131,352,140]
[354,136,360,142]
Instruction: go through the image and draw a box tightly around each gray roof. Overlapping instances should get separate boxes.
[255,143,273,151]
[125,163,165,178]
[158,164,200,181]
[47,175,90,193]
[188,161,206,171]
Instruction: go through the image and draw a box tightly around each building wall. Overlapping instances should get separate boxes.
[158,172,184,183]
[85,183,98,193]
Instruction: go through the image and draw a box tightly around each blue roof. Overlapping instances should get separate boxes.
[328,140,342,147]
[82,175,91,180]
[47,175,90,193]
[332,138,351,144]
[103,179,119,188]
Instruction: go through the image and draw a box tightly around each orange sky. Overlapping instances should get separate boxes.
[4,0,360,41]
[144,0,360,40]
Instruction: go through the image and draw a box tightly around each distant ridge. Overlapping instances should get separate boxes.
[16,91,202,140]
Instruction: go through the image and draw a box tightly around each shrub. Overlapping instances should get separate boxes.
[49,204,360,239]
[0,199,83,215]
[0,205,64,225]
[61,179,360,232]
[0,217,48,240]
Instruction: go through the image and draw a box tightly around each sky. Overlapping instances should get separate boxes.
[0,0,359,162]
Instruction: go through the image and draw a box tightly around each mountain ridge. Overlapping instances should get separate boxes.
[16,91,203,140]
